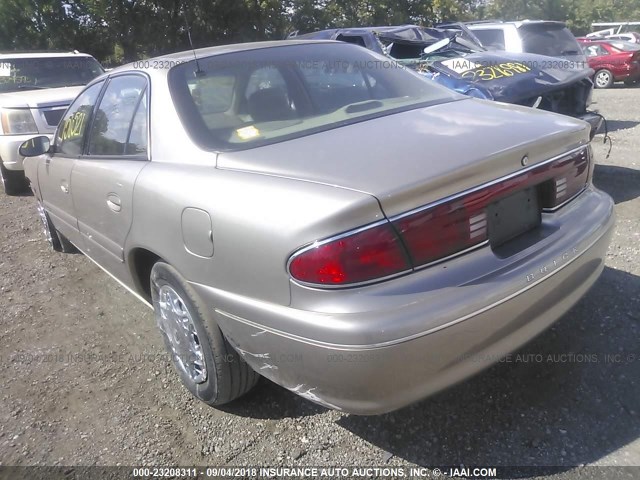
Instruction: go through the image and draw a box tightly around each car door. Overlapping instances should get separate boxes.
[70,73,149,279]
[37,81,105,247]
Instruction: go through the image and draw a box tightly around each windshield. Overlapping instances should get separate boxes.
[0,56,104,93]
[520,24,582,57]
[169,43,458,151]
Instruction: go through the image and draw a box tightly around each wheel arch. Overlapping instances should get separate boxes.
[128,247,165,303]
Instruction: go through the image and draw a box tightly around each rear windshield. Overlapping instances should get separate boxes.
[168,42,458,151]
[0,56,104,93]
[607,41,640,52]
[472,29,506,50]
[519,24,582,57]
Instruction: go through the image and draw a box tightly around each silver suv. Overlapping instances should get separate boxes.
[0,52,103,195]
[463,20,588,66]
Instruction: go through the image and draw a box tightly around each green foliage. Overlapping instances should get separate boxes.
[0,0,638,64]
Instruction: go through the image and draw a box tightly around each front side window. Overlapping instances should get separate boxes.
[56,81,105,156]
[87,75,147,156]
[0,56,104,93]
[169,43,458,151]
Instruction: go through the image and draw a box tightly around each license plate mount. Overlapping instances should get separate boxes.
[488,187,541,248]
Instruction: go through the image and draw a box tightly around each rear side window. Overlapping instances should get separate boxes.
[607,41,640,52]
[87,75,147,156]
[520,24,581,57]
[56,81,104,156]
[472,29,506,50]
[585,44,608,57]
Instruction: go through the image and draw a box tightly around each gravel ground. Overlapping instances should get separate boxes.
[0,86,638,478]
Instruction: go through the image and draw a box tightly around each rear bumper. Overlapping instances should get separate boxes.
[191,187,615,414]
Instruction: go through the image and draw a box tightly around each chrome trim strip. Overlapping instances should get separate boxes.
[389,145,587,222]
[285,145,588,289]
[216,223,608,352]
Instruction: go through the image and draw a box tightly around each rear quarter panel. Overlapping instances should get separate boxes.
[126,164,384,306]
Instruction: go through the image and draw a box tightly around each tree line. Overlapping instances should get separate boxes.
[1,0,639,65]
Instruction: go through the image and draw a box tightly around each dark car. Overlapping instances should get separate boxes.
[291,25,602,138]
[578,39,640,88]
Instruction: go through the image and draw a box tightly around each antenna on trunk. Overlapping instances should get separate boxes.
[182,4,205,76]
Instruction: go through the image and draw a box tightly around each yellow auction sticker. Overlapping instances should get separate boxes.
[236,125,261,140]
[461,62,532,81]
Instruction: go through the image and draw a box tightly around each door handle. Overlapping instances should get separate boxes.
[60,184,69,194]
[106,194,122,212]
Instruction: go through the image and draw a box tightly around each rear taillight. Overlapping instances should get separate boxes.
[288,222,410,286]
[392,193,488,266]
[539,146,590,208]
[289,146,590,286]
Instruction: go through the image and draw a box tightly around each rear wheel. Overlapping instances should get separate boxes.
[150,262,259,406]
[0,162,29,196]
[594,69,614,89]
[37,202,77,253]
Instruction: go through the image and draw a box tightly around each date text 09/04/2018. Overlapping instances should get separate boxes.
[131,466,499,478]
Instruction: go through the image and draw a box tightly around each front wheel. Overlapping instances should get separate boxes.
[150,262,259,406]
[0,162,29,196]
[594,69,614,89]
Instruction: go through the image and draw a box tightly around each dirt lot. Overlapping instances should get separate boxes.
[0,86,639,476]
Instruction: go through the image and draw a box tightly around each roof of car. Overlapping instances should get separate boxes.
[293,25,449,44]
[466,20,567,28]
[294,25,426,36]
[108,39,339,75]
[0,51,94,59]
[580,39,622,44]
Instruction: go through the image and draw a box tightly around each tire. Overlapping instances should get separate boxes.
[0,162,29,196]
[37,202,77,253]
[150,262,259,406]
[594,69,614,89]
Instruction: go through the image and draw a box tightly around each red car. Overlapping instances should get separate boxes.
[578,39,640,88]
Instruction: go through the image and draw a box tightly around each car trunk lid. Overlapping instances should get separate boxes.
[217,97,589,218]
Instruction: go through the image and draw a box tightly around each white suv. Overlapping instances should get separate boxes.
[464,20,588,67]
[0,52,103,195]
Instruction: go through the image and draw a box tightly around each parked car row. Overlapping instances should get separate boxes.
[8,34,615,414]
[291,24,602,137]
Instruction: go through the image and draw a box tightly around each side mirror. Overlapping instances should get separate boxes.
[19,136,50,157]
